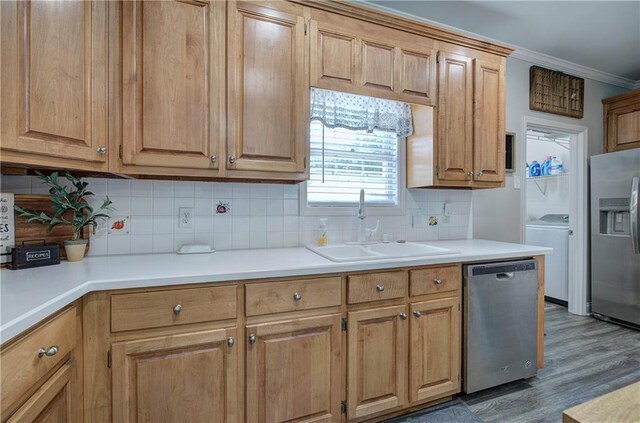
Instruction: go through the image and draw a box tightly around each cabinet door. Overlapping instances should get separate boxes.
[473,59,505,184]
[7,362,74,423]
[121,0,224,170]
[437,52,473,182]
[310,21,358,90]
[606,104,640,152]
[0,0,108,167]
[111,328,238,423]
[227,2,307,174]
[395,45,437,106]
[246,314,342,423]
[347,305,407,419]
[409,297,460,404]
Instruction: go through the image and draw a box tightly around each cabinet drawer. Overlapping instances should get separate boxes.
[245,277,342,316]
[347,271,407,304]
[1,307,76,416]
[111,286,237,332]
[410,265,461,296]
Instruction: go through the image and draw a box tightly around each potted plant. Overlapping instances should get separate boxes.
[14,171,112,262]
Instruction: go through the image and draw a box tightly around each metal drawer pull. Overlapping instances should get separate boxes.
[38,345,59,358]
[293,292,302,301]
[434,278,443,285]
[399,312,408,320]
[210,155,217,163]
[173,304,182,314]
[227,337,235,348]
[413,310,422,318]
[248,334,257,345]
[96,146,107,155]
[376,284,385,292]
[228,155,237,164]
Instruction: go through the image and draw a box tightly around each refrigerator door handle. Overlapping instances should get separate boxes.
[631,176,639,254]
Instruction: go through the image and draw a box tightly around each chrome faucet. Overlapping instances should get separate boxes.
[356,189,379,244]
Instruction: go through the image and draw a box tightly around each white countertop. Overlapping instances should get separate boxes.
[0,239,551,344]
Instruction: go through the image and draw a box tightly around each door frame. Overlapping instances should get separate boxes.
[521,116,589,316]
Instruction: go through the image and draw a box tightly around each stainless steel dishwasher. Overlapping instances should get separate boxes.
[463,259,538,394]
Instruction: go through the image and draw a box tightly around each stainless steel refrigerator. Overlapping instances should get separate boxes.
[590,148,640,328]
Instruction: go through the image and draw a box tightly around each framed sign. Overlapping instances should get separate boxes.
[530,66,584,118]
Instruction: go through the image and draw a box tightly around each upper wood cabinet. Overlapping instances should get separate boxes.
[603,89,640,153]
[408,49,506,189]
[120,0,224,171]
[436,52,474,183]
[226,1,308,176]
[473,59,506,183]
[245,314,342,423]
[347,305,407,419]
[310,10,437,106]
[111,327,238,423]
[409,297,461,404]
[0,0,109,171]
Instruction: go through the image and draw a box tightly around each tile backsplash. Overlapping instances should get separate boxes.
[1,175,472,256]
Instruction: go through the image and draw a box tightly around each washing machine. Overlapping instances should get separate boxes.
[525,214,569,304]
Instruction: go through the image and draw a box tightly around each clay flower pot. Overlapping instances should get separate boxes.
[64,239,88,262]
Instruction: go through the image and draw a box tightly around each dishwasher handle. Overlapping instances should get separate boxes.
[495,272,515,280]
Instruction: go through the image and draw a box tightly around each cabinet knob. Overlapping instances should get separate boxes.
[228,155,237,165]
[210,155,217,163]
[476,171,484,177]
[227,337,235,348]
[38,345,59,358]
[413,310,422,318]
[248,333,257,345]
[173,304,182,314]
[399,312,408,320]
[96,146,107,155]
[467,171,474,177]
[293,292,302,301]
[434,278,443,285]
[376,284,385,292]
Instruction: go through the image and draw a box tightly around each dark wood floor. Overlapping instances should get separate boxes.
[460,302,640,422]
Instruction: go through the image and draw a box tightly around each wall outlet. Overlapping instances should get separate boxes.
[178,207,193,228]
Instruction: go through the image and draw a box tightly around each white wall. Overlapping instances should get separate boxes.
[473,56,629,243]
[1,175,472,256]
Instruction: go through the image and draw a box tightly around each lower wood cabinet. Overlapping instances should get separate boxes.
[409,297,461,403]
[245,314,342,423]
[111,327,238,423]
[347,305,408,419]
[6,362,74,423]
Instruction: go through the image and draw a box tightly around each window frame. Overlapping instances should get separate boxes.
[300,124,406,217]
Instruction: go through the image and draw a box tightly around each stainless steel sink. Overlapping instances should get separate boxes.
[307,242,458,262]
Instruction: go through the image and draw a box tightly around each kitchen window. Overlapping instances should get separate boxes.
[302,88,413,215]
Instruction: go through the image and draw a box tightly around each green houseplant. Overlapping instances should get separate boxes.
[14,171,112,262]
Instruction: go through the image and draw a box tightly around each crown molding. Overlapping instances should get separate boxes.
[349,0,638,90]
[510,47,637,90]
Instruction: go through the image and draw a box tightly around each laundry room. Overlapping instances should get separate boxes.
[526,128,572,306]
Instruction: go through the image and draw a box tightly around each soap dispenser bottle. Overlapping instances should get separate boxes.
[317,218,328,246]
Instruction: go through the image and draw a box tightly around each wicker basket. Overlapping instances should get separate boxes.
[529,66,584,118]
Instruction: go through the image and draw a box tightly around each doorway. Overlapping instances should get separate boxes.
[521,117,589,316]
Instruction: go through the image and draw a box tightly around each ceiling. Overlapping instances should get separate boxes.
[366,1,640,83]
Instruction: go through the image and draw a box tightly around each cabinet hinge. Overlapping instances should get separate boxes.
[304,23,307,35]
[458,303,461,311]
[341,400,347,414]
[303,157,307,169]
[436,52,440,64]
[341,318,348,332]
[118,144,123,159]
[107,349,112,368]
[435,166,440,177]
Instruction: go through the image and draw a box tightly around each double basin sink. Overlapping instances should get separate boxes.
[307,242,458,262]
